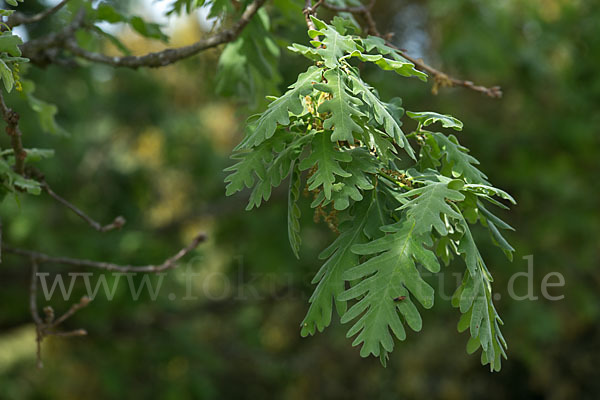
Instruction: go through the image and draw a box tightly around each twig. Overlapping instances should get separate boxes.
[30,259,44,368]
[390,43,503,98]
[321,0,502,98]
[21,232,207,366]
[321,0,378,34]
[0,93,26,175]
[362,0,380,36]
[321,0,376,13]
[50,296,90,329]
[7,0,72,29]
[30,259,43,326]
[63,0,267,68]
[30,258,90,368]
[42,181,126,232]
[20,9,87,67]
[4,232,207,273]
[48,329,88,337]
[303,0,323,31]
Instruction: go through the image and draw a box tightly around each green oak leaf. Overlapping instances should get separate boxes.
[407,111,463,131]
[452,216,507,372]
[0,59,14,92]
[301,194,380,336]
[350,51,427,81]
[0,159,41,195]
[398,180,465,236]
[430,132,489,184]
[340,219,440,365]
[299,131,352,199]
[0,31,23,57]
[247,132,314,210]
[349,72,415,159]
[287,162,302,259]
[477,201,515,260]
[308,16,361,68]
[359,36,427,80]
[314,68,365,142]
[236,66,322,149]
[224,134,281,196]
[311,147,378,210]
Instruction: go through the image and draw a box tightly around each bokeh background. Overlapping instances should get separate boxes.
[1,0,599,398]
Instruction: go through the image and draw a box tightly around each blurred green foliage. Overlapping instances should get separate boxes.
[0,0,598,398]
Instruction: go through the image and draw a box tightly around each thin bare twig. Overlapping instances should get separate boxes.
[321,0,502,98]
[7,0,72,29]
[313,0,325,12]
[21,231,207,366]
[30,257,90,368]
[321,0,376,13]
[0,93,26,175]
[63,0,267,68]
[389,42,503,98]
[321,0,377,35]
[48,329,88,337]
[30,259,44,368]
[50,296,91,329]
[20,9,87,67]
[30,259,43,326]
[42,182,126,232]
[303,0,324,31]
[4,232,207,273]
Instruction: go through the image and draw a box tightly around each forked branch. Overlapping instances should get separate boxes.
[5,231,207,273]
[30,259,89,368]
[7,0,72,29]
[64,0,267,68]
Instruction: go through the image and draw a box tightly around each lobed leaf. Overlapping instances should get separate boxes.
[407,111,463,131]
[340,219,440,365]
[0,31,23,57]
[311,147,378,210]
[349,73,415,159]
[452,216,507,371]
[398,180,465,236]
[358,36,427,80]
[216,9,281,108]
[301,193,381,336]
[0,59,14,92]
[236,66,322,149]
[287,162,302,259]
[298,131,352,199]
[246,132,314,210]
[308,16,361,69]
[429,132,489,184]
[314,68,365,143]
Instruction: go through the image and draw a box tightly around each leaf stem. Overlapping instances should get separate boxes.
[377,170,410,190]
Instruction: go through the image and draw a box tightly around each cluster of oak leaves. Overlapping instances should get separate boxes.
[224,16,515,371]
